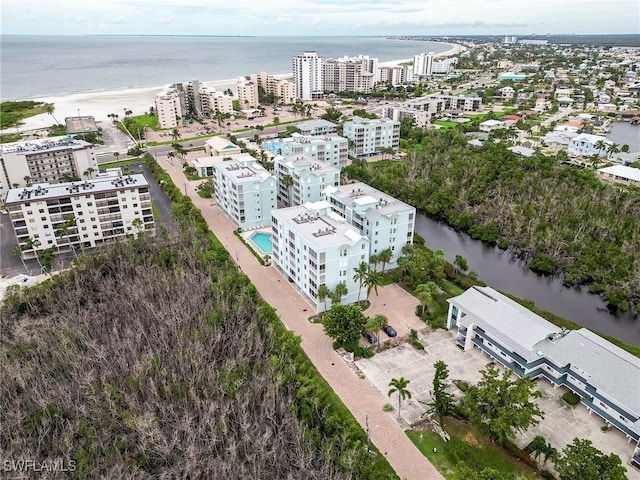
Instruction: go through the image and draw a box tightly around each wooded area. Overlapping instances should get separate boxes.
[1,156,396,479]
[342,129,640,313]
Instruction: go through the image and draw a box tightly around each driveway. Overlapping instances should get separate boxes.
[156,154,444,480]
[357,329,640,479]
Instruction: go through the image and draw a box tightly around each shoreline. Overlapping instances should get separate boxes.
[4,42,465,133]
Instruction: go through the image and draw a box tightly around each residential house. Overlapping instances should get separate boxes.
[567,133,612,157]
[479,119,506,132]
[597,165,640,186]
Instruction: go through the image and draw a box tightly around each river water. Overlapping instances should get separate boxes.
[607,122,640,152]
[415,214,640,346]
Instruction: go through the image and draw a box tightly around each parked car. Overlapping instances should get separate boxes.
[382,325,397,337]
[361,331,378,344]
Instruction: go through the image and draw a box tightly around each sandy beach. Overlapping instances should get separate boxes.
[10,43,465,133]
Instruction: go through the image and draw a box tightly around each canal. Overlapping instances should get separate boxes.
[415,214,640,346]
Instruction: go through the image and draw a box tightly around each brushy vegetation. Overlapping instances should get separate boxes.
[0,154,397,479]
[342,128,640,313]
[562,391,581,406]
[1,100,51,129]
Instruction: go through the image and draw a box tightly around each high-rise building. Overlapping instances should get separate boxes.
[5,174,155,259]
[292,51,324,101]
[0,136,98,197]
[250,72,296,105]
[237,77,259,110]
[413,52,435,76]
[377,65,412,86]
[155,90,183,129]
[156,80,233,126]
[323,55,378,93]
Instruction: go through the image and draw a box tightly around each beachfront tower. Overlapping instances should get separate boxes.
[292,51,324,101]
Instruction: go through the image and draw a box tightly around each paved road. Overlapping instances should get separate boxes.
[157,155,443,480]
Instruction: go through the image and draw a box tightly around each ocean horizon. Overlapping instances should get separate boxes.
[1,35,454,102]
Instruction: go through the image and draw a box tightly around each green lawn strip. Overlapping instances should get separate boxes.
[434,120,460,129]
[126,114,162,131]
[407,419,538,479]
[97,159,143,170]
[148,132,222,146]
[151,201,161,219]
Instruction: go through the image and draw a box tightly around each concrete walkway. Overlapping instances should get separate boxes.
[157,155,443,480]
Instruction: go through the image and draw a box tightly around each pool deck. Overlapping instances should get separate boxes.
[241,227,272,256]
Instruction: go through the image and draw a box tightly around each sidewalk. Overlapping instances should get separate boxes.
[157,156,443,480]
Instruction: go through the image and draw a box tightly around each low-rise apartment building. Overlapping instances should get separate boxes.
[342,117,400,158]
[322,182,415,266]
[5,175,154,259]
[0,136,98,198]
[598,165,640,186]
[212,158,276,230]
[274,154,340,207]
[446,286,640,466]
[271,201,369,312]
[280,133,348,169]
[296,119,337,136]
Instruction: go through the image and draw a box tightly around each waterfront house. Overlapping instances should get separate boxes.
[597,165,640,186]
[567,133,612,157]
[446,286,640,465]
[479,119,506,133]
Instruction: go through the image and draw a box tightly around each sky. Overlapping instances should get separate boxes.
[2,0,639,36]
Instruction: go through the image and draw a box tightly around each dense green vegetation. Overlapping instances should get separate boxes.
[342,129,640,313]
[0,100,52,129]
[0,154,397,479]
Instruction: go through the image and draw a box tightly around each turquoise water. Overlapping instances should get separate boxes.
[251,232,273,255]
[262,141,283,155]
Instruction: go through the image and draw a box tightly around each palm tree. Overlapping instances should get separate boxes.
[167,151,176,164]
[369,253,380,271]
[608,142,620,160]
[273,116,280,135]
[396,256,411,278]
[23,176,33,186]
[526,435,558,466]
[113,152,120,162]
[388,377,412,420]
[364,267,383,299]
[83,167,95,180]
[305,104,313,118]
[594,139,608,157]
[317,284,331,312]
[11,246,29,273]
[171,128,181,141]
[378,248,393,274]
[45,103,60,126]
[353,261,368,302]
[24,237,43,271]
[280,174,294,206]
[333,282,348,305]
[57,215,78,257]
[415,282,439,316]
[367,313,388,350]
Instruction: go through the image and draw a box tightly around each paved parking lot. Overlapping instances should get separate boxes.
[357,329,640,478]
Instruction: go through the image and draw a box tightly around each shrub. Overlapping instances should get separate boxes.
[383,403,394,412]
[455,380,469,392]
[562,391,580,406]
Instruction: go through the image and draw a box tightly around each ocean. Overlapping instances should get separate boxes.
[1,35,452,101]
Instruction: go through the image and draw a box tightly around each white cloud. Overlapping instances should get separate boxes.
[2,0,639,35]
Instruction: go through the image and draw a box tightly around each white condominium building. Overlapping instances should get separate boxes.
[342,117,400,158]
[323,55,377,93]
[208,90,234,115]
[271,201,370,312]
[377,65,412,86]
[280,133,348,170]
[0,136,98,197]
[5,175,155,259]
[432,57,457,74]
[292,51,324,101]
[237,77,260,109]
[296,119,337,137]
[322,182,415,265]
[250,72,296,105]
[413,52,435,76]
[155,90,183,129]
[274,154,340,207]
[212,158,276,230]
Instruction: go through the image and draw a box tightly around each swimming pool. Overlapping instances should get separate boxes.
[250,232,273,255]
[262,141,283,155]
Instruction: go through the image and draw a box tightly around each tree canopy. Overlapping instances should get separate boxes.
[322,304,367,351]
[554,438,627,480]
[462,363,543,444]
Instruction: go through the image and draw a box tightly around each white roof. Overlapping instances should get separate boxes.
[480,119,504,126]
[449,286,561,355]
[571,133,611,144]
[598,165,640,182]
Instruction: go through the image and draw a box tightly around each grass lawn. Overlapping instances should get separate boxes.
[127,114,161,131]
[151,201,161,219]
[407,419,538,479]
[1,100,51,129]
[148,133,221,146]
[97,158,142,170]
[434,120,459,129]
